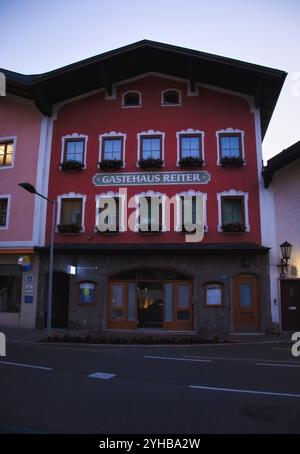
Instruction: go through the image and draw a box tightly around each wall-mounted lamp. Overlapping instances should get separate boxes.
[279,241,293,274]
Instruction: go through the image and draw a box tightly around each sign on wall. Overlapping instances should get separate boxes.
[93,171,211,187]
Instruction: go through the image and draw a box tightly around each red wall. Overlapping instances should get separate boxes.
[46,75,261,245]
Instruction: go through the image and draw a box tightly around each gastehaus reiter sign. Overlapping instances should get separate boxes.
[93,171,211,187]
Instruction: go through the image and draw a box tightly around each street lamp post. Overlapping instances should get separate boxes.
[19,182,55,330]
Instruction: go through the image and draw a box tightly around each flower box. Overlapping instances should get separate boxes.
[60,160,84,172]
[221,222,246,233]
[57,223,82,234]
[98,159,123,169]
[179,157,204,168]
[138,158,163,169]
[220,156,245,167]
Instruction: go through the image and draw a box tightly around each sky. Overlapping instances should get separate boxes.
[0,0,299,162]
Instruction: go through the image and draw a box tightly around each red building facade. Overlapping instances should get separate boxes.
[32,41,285,333]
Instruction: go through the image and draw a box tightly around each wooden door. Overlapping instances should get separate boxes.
[108,281,137,329]
[164,281,193,330]
[281,280,300,330]
[233,275,260,331]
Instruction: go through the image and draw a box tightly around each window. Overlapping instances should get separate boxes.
[180,135,202,159]
[97,197,120,232]
[60,199,82,225]
[102,138,123,161]
[0,198,8,227]
[177,193,206,232]
[0,275,22,313]
[123,92,141,107]
[162,89,180,105]
[64,139,85,163]
[205,283,223,306]
[221,197,244,224]
[140,136,162,160]
[219,134,242,159]
[139,196,162,232]
[0,140,14,167]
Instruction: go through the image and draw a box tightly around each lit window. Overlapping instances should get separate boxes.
[0,141,14,167]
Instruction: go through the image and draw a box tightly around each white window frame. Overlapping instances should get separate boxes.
[135,191,167,232]
[122,91,142,108]
[0,194,11,229]
[175,191,207,232]
[216,128,245,165]
[95,191,126,232]
[176,129,205,166]
[56,192,87,233]
[60,133,88,168]
[217,189,250,232]
[137,130,165,167]
[98,131,127,167]
[0,136,17,169]
[161,88,182,106]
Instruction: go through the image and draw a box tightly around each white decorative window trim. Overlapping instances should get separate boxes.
[95,191,126,232]
[135,191,167,232]
[175,191,207,232]
[216,128,245,165]
[98,131,127,167]
[217,189,250,232]
[0,136,17,170]
[161,88,182,106]
[56,192,87,233]
[122,91,142,108]
[137,130,165,167]
[176,129,205,165]
[60,133,88,168]
[0,194,11,230]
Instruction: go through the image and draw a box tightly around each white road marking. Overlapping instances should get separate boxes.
[189,385,300,398]
[186,355,300,365]
[256,362,300,368]
[88,372,116,379]
[0,360,52,371]
[144,355,212,363]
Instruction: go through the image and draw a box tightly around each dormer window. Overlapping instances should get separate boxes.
[123,92,141,107]
[162,89,181,106]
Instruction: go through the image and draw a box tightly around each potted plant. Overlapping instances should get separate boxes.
[179,156,204,168]
[57,223,82,234]
[221,222,246,233]
[138,157,163,169]
[60,160,85,172]
[220,156,245,167]
[98,159,123,169]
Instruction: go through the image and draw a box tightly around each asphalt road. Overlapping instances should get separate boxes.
[0,340,300,434]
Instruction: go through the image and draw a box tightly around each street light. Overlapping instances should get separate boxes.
[19,182,55,330]
[279,241,293,274]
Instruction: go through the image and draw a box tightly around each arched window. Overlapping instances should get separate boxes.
[123,92,141,107]
[162,89,181,105]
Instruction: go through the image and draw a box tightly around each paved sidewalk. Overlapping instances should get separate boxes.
[0,325,293,344]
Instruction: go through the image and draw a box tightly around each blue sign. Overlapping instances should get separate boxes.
[24,295,33,304]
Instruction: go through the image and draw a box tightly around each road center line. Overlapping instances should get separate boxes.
[186,355,300,365]
[189,385,300,398]
[144,355,212,363]
[0,360,52,371]
[256,362,300,368]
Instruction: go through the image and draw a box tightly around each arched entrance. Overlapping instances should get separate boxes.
[108,268,193,331]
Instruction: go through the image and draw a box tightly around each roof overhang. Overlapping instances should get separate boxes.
[2,40,287,138]
[263,140,300,187]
